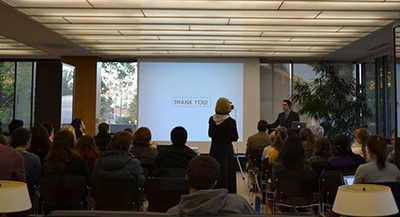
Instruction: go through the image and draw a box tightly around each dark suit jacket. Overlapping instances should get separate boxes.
[268,110,300,129]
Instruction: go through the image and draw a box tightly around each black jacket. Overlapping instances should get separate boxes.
[268,110,300,129]
[156,144,197,169]
[94,132,112,152]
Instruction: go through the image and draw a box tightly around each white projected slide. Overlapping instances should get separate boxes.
[138,62,243,142]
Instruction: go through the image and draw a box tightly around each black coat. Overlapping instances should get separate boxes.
[156,144,197,169]
[208,116,238,193]
[268,110,300,129]
[94,132,112,152]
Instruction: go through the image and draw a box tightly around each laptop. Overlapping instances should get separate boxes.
[291,121,307,130]
[341,174,355,185]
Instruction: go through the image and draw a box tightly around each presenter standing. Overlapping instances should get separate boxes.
[208,97,239,193]
[268,99,300,130]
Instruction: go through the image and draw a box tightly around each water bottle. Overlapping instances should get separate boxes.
[255,195,261,214]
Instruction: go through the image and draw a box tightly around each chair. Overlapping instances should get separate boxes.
[141,163,157,177]
[153,168,187,178]
[248,148,264,169]
[90,178,141,210]
[370,182,400,217]
[274,170,320,214]
[311,161,328,176]
[39,175,88,213]
[145,177,189,212]
[321,170,353,205]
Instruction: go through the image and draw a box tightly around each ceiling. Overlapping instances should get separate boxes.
[0,0,400,60]
[0,34,46,55]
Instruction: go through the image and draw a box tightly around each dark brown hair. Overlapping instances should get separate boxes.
[98,123,110,133]
[356,128,370,160]
[280,135,305,170]
[30,125,52,152]
[300,128,316,151]
[274,127,288,151]
[43,130,77,173]
[132,127,151,145]
[0,133,8,146]
[77,135,99,156]
[367,135,387,170]
[11,127,31,148]
[107,131,132,152]
[313,137,332,156]
[187,156,220,190]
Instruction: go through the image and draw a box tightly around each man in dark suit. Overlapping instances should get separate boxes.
[268,99,300,130]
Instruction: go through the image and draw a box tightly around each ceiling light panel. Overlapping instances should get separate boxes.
[87,0,282,10]
[158,36,292,41]
[32,17,69,24]
[280,1,400,11]
[291,37,356,42]
[62,17,229,25]
[142,10,320,19]
[95,40,225,44]
[317,11,400,19]
[46,24,190,30]
[67,35,159,40]
[57,30,121,35]
[20,9,144,17]
[224,41,348,46]
[261,32,366,37]
[1,0,91,8]
[190,25,342,32]
[119,30,261,36]
[230,19,391,26]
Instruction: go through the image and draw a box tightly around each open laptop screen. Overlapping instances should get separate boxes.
[342,174,355,185]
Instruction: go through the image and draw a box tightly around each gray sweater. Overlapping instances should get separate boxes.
[167,189,255,216]
[354,160,400,184]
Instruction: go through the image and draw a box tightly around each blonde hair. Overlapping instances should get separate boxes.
[215,97,231,115]
[60,125,76,141]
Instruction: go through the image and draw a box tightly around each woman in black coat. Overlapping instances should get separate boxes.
[208,97,239,193]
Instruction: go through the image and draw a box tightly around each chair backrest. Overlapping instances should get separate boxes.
[249,148,264,168]
[311,161,328,176]
[141,163,157,177]
[145,177,189,212]
[90,178,140,210]
[40,175,88,210]
[322,170,353,204]
[275,170,319,206]
[153,168,187,178]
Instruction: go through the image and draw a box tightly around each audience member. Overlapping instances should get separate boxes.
[0,134,26,182]
[11,128,41,197]
[262,131,276,160]
[0,120,2,133]
[268,127,287,164]
[300,128,316,159]
[41,122,55,142]
[156,126,197,169]
[60,125,77,140]
[352,128,371,162]
[354,135,400,184]
[245,120,270,159]
[130,127,158,165]
[124,128,134,135]
[92,131,145,185]
[29,125,52,163]
[326,133,366,172]
[9,119,24,134]
[388,130,396,164]
[77,135,99,170]
[43,131,90,180]
[71,118,85,139]
[94,122,112,152]
[310,138,333,175]
[167,156,255,215]
[272,135,312,181]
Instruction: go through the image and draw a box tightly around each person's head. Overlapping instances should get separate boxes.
[270,131,276,144]
[367,135,387,170]
[11,127,31,149]
[41,122,54,142]
[44,130,77,173]
[171,126,188,146]
[280,135,305,170]
[124,128,134,135]
[282,100,292,112]
[300,128,316,148]
[257,120,268,132]
[132,127,152,145]
[313,137,332,156]
[187,156,220,191]
[356,128,370,159]
[0,134,8,146]
[273,127,288,151]
[215,97,231,115]
[333,133,352,155]
[30,125,52,150]
[391,130,396,148]
[60,125,76,142]
[107,131,133,152]
[98,123,110,134]
[8,120,24,134]
[71,118,84,139]
[77,135,99,156]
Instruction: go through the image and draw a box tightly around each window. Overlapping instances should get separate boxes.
[0,62,15,132]
[61,63,75,125]
[15,62,35,128]
[100,62,138,132]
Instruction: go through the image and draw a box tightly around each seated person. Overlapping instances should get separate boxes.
[387,130,396,164]
[0,133,26,182]
[310,138,333,176]
[130,127,157,165]
[262,131,276,161]
[351,128,371,162]
[43,131,90,180]
[272,135,312,181]
[92,131,145,185]
[245,120,270,165]
[94,122,112,152]
[167,156,255,215]
[326,133,366,172]
[29,125,52,163]
[268,127,287,164]
[156,126,197,169]
[354,135,400,184]
[77,135,99,171]
[300,128,316,159]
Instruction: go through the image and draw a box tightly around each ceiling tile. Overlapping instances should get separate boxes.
[32,16,69,24]
[230,18,392,26]
[190,25,342,32]
[280,1,400,11]
[63,17,229,25]
[2,0,92,8]
[46,24,190,30]
[20,8,144,17]
[317,11,400,19]
[119,30,261,36]
[261,32,366,37]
